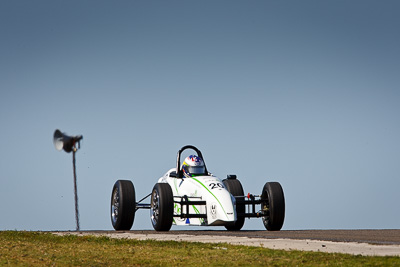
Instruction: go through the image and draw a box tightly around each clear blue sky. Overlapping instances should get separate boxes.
[1,1,399,231]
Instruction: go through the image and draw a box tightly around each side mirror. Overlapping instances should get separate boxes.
[169,171,177,178]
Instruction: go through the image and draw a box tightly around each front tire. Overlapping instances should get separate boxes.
[222,178,245,231]
[111,180,136,230]
[150,183,174,231]
[261,182,285,231]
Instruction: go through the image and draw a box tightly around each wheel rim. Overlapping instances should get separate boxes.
[262,193,270,226]
[150,189,160,226]
[111,187,120,225]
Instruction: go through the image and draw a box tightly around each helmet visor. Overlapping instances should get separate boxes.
[187,166,206,176]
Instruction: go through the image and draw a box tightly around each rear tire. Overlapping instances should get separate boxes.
[222,178,245,231]
[151,183,174,231]
[261,182,285,231]
[111,180,136,230]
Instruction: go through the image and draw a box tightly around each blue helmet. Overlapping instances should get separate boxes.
[182,155,205,177]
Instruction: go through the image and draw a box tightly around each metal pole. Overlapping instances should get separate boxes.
[72,149,80,231]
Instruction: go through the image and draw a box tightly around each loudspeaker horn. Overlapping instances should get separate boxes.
[53,129,83,153]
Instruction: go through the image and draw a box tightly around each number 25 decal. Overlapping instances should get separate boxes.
[209,183,224,189]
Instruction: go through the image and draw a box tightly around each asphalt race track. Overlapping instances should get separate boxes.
[70,229,400,245]
[55,229,400,256]
[161,229,400,245]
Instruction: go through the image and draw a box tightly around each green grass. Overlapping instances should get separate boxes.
[0,231,399,266]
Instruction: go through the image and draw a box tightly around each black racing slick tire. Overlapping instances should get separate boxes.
[261,182,285,231]
[222,178,245,231]
[150,183,174,231]
[111,180,136,230]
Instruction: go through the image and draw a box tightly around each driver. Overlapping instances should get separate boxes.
[182,155,206,178]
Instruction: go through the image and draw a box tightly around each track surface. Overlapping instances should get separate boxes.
[73,229,400,245]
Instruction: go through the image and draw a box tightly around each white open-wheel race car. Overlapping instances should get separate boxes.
[110,145,285,231]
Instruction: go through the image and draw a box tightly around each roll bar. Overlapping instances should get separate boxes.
[175,145,208,178]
